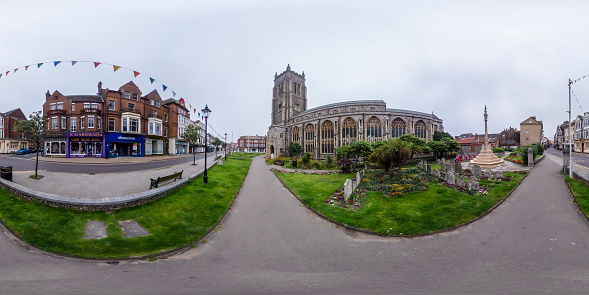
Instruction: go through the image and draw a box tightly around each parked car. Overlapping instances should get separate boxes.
[16,148,30,155]
[29,147,37,153]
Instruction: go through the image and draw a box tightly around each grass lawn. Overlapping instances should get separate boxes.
[276,171,525,235]
[566,176,589,216]
[0,158,251,259]
[229,152,264,158]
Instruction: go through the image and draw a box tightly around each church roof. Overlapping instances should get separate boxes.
[386,108,439,120]
[298,100,385,115]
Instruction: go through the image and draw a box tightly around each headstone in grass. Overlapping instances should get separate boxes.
[484,170,492,178]
[84,220,107,240]
[493,171,504,179]
[472,165,482,178]
[344,179,353,203]
[463,169,472,177]
[437,159,441,165]
[440,161,446,171]
[446,171,455,185]
[433,169,440,179]
[457,176,466,188]
[446,161,453,172]
[468,176,479,191]
[426,164,432,174]
[454,162,462,174]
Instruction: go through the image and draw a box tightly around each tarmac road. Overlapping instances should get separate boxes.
[1,155,589,294]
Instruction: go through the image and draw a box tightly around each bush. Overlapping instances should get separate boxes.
[492,147,505,153]
[504,148,514,152]
[324,155,335,168]
[301,154,310,168]
[534,144,544,155]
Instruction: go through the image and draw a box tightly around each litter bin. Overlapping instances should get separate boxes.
[1,165,12,182]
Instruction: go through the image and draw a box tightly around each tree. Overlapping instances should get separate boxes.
[212,138,224,156]
[15,111,47,178]
[180,124,202,165]
[433,131,453,141]
[350,140,373,168]
[441,137,461,157]
[369,138,411,178]
[398,134,425,163]
[288,142,302,157]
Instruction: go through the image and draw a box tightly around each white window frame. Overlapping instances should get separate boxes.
[61,117,66,129]
[84,103,90,109]
[109,100,115,111]
[71,103,75,112]
[70,117,77,132]
[52,117,58,129]
[81,116,85,129]
[50,103,56,111]
[88,116,95,129]
[125,91,130,99]
[57,102,63,110]
[91,103,97,109]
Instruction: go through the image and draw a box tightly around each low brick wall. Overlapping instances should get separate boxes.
[0,162,217,211]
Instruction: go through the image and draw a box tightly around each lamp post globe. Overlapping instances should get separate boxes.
[201,105,211,184]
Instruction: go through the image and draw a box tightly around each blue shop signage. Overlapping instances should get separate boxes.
[106,133,145,157]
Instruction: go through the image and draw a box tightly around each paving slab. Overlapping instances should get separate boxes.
[119,220,150,238]
[83,220,107,240]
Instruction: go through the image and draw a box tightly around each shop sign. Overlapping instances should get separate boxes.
[69,132,103,137]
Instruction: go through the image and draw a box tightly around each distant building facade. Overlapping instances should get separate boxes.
[499,127,520,149]
[237,135,266,153]
[266,65,443,159]
[520,116,543,146]
[0,108,28,153]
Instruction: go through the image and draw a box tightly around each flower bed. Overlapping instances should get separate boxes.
[361,168,434,197]
[324,187,367,210]
[270,168,340,175]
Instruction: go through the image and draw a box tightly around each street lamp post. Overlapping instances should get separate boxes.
[202,105,211,184]
[224,132,227,160]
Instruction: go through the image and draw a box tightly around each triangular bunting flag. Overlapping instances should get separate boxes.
[94,62,101,68]
[163,85,167,92]
[180,98,185,105]
[194,108,196,113]
[172,91,176,98]
[149,78,155,84]
[0,74,3,79]
[113,65,121,72]
[54,61,61,66]
[189,104,192,109]
[25,65,29,70]
[71,61,78,66]
[198,112,200,117]
[133,71,140,77]
[37,63,43,68]
[14,68,18,73]
[5,71,8,76]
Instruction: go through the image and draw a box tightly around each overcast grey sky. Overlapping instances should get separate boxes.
[1,0,588,141]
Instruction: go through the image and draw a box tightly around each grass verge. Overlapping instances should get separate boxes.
[0,158,251,259]
[566,176,589,217]
[276,171,525,235]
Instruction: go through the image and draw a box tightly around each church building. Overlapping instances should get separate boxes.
[266,65,444,159]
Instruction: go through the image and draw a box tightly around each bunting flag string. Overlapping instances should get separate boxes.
[572,90,584,112]
[1,60,200,123]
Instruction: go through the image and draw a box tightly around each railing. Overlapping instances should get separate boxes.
[47,109,66,116]
[81,108,102,115]
[121,108,141,115]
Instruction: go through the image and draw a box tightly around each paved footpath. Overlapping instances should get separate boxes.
[10,154,217,198]
[2,155,589,294]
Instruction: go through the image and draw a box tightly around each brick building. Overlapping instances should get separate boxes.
[237,135,266,153]
[0,108,28,153]
[162,98,190,155]
[498,127,520,149]
[42,81,190,158]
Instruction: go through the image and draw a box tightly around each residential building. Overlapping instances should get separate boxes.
[456,133,499,154]
[554,121,566,150]
[520,116,544,147]
[162,98,190,155]
[498,127,520,149]
[0,108,28,153]
[238,135,266,153]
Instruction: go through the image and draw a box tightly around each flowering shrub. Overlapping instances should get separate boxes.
[361,168,433,197]
[324,187,367,210]
[271,168,340,175]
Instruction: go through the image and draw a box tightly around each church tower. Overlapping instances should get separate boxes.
[271,64,307,126]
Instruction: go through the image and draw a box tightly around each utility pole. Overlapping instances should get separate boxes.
[569,79,573,178]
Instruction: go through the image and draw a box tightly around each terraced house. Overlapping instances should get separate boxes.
[0,108,28,154]
[266,65,444,159]
[42,81,190,158]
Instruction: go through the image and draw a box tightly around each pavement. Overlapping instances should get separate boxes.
[2,155,589,294]
[18,153,194,164]
[9,153,219,199]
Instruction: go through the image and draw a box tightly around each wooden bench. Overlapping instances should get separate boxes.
[150,170,183,189]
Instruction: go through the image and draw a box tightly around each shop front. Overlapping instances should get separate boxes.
[106,133,145,157]
[145,135,167,156]
[67,132,105,158]
[175,140,188,155]
[44,132,68,157]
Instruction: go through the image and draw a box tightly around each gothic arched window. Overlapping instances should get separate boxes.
[391,118,406,138]
[366,117,382,142]
[292,126,300,143]
[321,121,335,154]
[342,118,357,145]
[304,124,315,153]
[415,120,427,139]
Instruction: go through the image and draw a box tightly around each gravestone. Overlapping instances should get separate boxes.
[468,176,479,191]
[426,164,432,174]
[456,176,466,188]
[433,169,440,179]
[472,165,482,178]
[440,161,446,171]
[437,159,441,165]
[454,162,462,174]
[446,171,455,185]
[484,170,492,178]
[528,148,534,167]
[218,157,224,166]
[354,172,361,190]
[493,171,504,179]
[344,179,353,202]
[441,158,446,164]
[463,169,472,177]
